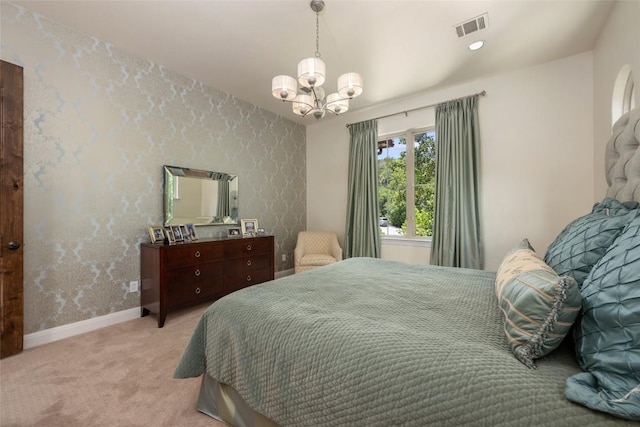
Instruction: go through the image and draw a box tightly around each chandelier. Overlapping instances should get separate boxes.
[271,0,363,120]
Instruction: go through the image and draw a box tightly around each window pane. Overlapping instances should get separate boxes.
[413,131,436,237]
[377,136,406,236]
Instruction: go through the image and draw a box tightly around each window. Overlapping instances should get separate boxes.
[612,65,636,125]
[378,129,435,238]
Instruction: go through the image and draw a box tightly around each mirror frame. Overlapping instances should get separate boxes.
[163,165,238,226]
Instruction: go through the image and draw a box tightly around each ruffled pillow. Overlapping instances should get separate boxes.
[565,216,640,420]
[544,198,638,287]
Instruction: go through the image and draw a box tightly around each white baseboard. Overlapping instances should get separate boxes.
[23,307,140,349]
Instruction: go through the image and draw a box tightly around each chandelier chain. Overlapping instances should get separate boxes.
[315,10,321,58]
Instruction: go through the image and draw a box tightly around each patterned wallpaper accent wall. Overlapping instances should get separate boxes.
[1,3,306,333]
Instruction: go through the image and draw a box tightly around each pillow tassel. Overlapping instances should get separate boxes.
[514,279,568,369]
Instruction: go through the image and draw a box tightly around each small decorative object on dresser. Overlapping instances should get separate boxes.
[171,225,184,242]
[164,227,176,244]
[228,228,241,236]
[181,225,191,242]
[241,219,258,235]
[140,235,275,327]
[185,223,198,241]
[148,226,165,244]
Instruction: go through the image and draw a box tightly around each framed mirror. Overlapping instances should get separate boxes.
[163,165,238,226]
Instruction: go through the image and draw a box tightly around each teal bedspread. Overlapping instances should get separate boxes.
[175,258,631,426]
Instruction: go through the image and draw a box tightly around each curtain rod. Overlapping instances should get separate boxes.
[346,90,486,128]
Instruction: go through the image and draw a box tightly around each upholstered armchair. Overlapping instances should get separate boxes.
[294,231,343,273]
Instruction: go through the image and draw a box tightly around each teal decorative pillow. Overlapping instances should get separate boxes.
[565,216,640,421]
[496,239,581,369]
[543,198,638,287]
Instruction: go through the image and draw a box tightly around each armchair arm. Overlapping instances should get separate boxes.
[294,244,305,266]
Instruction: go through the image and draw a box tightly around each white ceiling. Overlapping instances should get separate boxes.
[12,0,615,125]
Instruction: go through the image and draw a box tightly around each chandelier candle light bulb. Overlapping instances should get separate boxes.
[293,94,314,116]
[326,93,348,114]
[272,75,297,100]
[338,72,364,98]
[271,0,363,119]
[298,57,326,88]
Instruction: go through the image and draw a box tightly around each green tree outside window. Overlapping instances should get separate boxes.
[378,130,435,237]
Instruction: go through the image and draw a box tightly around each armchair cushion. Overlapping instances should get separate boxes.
[299,254,338,267]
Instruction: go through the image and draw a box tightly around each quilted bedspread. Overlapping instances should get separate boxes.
[174,258,631,426]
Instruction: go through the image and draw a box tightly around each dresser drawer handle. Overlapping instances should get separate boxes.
[246,275,252,282]
[194,251,201,258]
[246,244,252,251]
[194,269,201,277]
[247,260,252,266]
[195,287,201,295]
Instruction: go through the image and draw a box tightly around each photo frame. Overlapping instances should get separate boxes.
[164,226,176,244]
[148,225,165,244]
[241,219,258,235]
[180,225,190,242]
[184,223,198,241]
[171,225,184,242]
[228,227,241,236]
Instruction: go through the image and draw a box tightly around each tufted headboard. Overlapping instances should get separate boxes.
[605,105,640,203]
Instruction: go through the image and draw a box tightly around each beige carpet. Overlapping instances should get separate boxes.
[0,303,226,427]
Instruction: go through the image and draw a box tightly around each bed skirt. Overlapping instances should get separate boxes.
[197,374,279,427]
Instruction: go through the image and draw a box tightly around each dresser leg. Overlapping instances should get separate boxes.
[141,307,150,317]
[158,312,166,328]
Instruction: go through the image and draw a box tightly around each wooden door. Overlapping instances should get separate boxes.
[0,60,24,358]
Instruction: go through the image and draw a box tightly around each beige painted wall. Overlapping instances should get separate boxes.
[307,0,637,270]
[592,0,640,201]
[1,3,306,333]
[307,51,595,271]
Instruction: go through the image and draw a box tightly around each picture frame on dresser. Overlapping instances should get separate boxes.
[148,226,165,244]
[241,219,258,235]
[185,223,198,241]
[181,225,191,242]
[171,225,184,242]
[164,227,176,244]
[228,228,241,236]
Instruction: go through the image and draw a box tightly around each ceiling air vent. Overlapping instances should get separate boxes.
[455,13,489,38]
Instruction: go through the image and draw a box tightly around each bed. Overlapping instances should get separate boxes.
[175,105,640,426]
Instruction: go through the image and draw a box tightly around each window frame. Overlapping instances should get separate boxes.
[378,126,435,242]
[612,65,636,125]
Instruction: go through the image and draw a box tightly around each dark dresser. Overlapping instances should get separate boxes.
[140,235,274,327]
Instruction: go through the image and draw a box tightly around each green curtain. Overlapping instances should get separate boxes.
[345,119,381,258]
[430,95,483,269]
[216,179,230,217]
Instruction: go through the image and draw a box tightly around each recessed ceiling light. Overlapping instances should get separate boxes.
[469,40,485,51]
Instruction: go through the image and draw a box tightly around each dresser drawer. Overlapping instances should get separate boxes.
[224,267,273,293]
[167,276,224,307]
[224,237,272,258]
[166,261,224,307]
[225,253,271,274]
[164,242,224,268]
[165,261,223,288]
